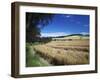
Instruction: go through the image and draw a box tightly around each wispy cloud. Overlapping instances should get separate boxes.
[81,32,89,35]
[83,24,89,27]
[76,21,81,24]
[41,32,69,37]
[66,15,71,18]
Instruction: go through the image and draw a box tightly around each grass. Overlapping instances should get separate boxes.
[33,39,89,65]
[47,39,89,46]
[26,39,89,66]
[26,43,50,67]
[33,45,89,65]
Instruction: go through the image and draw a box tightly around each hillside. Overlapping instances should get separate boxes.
[52,34,89,40]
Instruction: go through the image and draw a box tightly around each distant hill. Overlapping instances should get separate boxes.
[52,34,89,38]
[51,34,89,40]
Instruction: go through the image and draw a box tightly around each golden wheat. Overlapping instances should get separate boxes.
[33,40,89,65]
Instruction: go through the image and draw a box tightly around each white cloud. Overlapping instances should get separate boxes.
[81,32,89,35]
[66,15,71,18]
[41,32,69,37]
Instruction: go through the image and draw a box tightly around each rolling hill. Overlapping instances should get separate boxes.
[52,34,89,40]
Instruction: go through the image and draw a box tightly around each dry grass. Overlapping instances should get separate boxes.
[47,39,89,46]
[33,39,89,65]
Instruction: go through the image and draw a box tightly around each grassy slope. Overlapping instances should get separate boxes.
[26,34,89,66]
[52,34,89,40]
[26,43,51,67]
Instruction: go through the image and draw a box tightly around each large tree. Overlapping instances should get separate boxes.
[26,13,54,42]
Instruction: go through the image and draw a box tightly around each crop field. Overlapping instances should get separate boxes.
[33,39,89,66]
[26,13,90,67]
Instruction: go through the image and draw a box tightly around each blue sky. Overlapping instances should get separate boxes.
[41,14,89,37]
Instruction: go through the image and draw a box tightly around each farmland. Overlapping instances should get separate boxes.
[26,34,89,66]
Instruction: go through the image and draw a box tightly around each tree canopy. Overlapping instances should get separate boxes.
[26,13,54,42]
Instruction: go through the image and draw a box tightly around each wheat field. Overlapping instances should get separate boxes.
[33,39,89,65]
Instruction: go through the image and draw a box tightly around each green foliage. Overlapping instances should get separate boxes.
[26,43,50,67]
[26,13,54,42]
